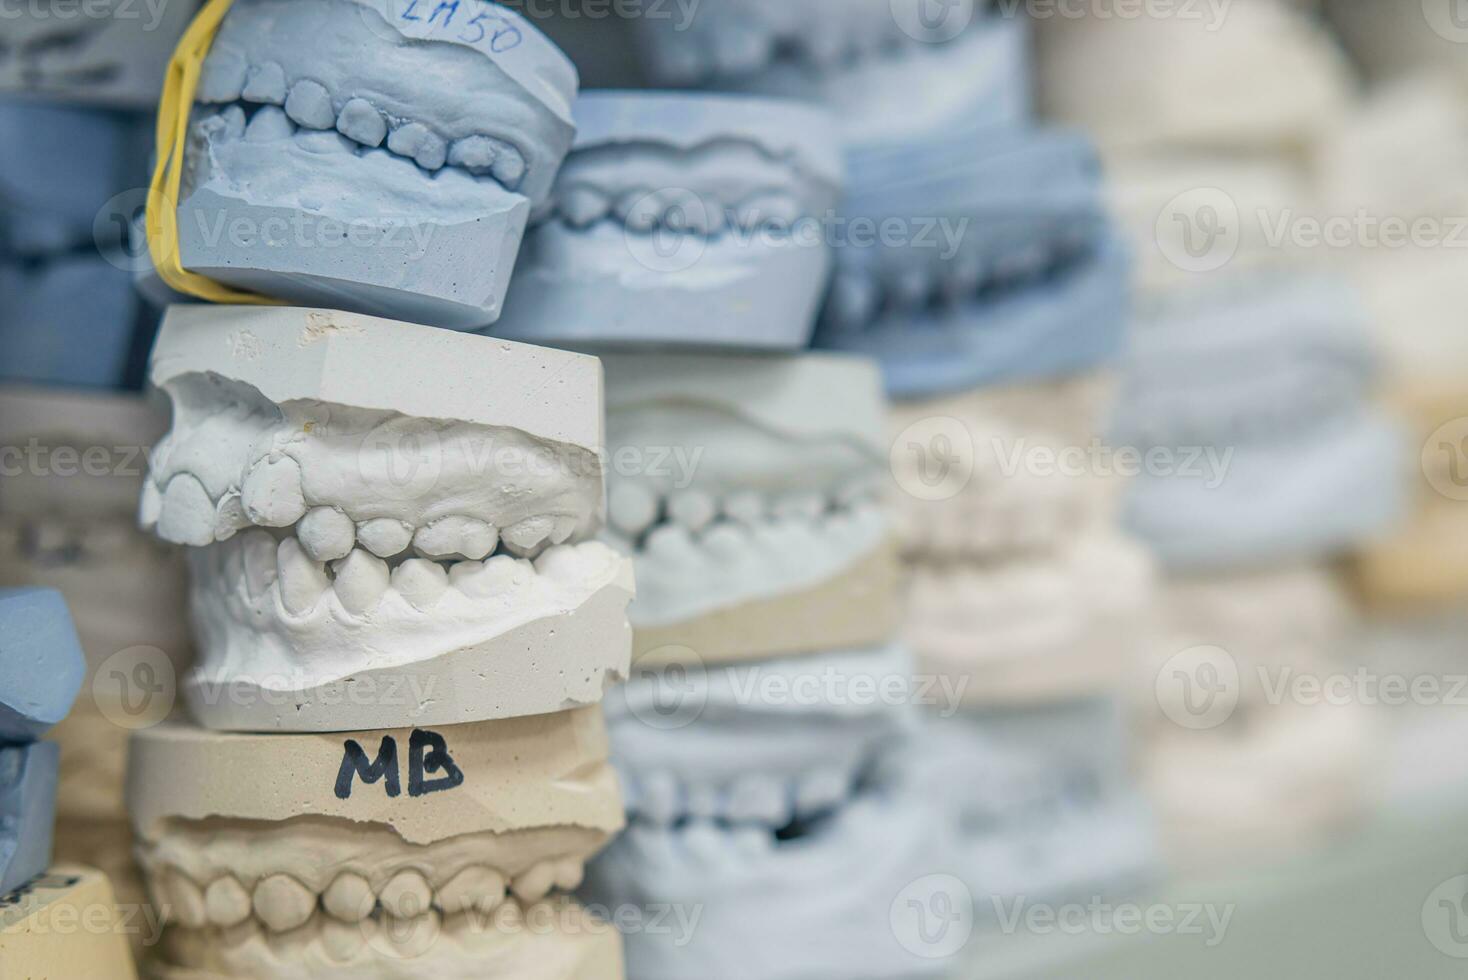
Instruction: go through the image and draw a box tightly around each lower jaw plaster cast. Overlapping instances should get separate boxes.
[139,305,634,731]
[595,351,897,664]
[586,646,955,980]
[490,91,842,351]
[0,867,140,978]
[129,709,625,979]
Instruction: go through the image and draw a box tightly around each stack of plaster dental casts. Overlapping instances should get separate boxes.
[0,386,193,956]
[0,588,139,977]
[129,306,635,979]
[485,90,952,979]
[1031,4,1406,864]
[743,8,1162,920]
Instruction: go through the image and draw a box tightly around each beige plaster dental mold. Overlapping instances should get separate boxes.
[0,866,139,979]
[597,351,897,664]
[139,305,634,731]
[129,710,624,979]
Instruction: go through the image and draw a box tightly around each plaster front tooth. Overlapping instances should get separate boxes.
[489,144,526,189]
[387,122,431,160]
[241,529,278,597]
[414,517,498,561]
[645,524,699,564]
[500,516,555,557]
[446,135,498,174]
[241,61,287,104]
[299,506,356,562]
[277,538,329,616]
[510,862,556,903]
[722,491,766,526]
[158,474,217,546]
[727,773,791,825]
[214,491,249,541]
[392,558,448,609]
[204,875,252,928]
[242,455,306,527]
[321,917,365,962]
[795,767,849,816]
[533,544,583,585]
[415,132,448,171]
[322,872,374,922]
[553,858,584,892]
[438,866,506,916]
[253,873,317,933]
[284,79,335,129]
[139,479,162,530]
[357,517,413,558]
[244,105,294,142]
[379,870,433,919]
[198,45,247,102]
[667,490,716,532]
[608,482,658,537]
[333,549,389,615]
[165,871,207,928]
[336,98,387,147]
[560,186,609,228]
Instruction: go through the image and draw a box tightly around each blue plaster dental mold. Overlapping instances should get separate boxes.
[491,91,843,350]
[0,742,60,896]
[0,589,86,744]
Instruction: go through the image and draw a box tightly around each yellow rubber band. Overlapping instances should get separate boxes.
[147,0,287,306]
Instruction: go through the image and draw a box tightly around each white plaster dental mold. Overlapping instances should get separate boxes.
[130,710,625,979]
[0,0,200,109]
[178,0,579,329]
[492,92,842,349]
[140,305,634,731]
[597,351,898,664]
[608,644,918,828]
[627,0,1028,151]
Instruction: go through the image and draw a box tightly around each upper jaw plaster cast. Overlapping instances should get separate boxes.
[491,91,842,350]
[596,351,898,663]
[129,709,624,979]
[627,0,1028,151]
[180,0,579,329]
[139,305,634,732]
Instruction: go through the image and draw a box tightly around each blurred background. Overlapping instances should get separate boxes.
[2,0,1468,977]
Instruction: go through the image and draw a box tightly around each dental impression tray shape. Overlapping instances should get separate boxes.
[139,305,634,732]
[128,709,624,979]
[179,0,578,328]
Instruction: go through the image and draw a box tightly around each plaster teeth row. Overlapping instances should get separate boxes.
[621,767,856,827]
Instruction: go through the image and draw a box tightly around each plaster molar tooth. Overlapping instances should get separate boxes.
[446,134,499,174]
[392,558,448,609]
[242,455,306,528]
[511,862,557,903]
[283,79,335,129]
[379,869,433,919]
[277,538,329,616]
[320,917,366,961]
[490,143,527,190]
[336,98,387,148]
[553,858,585,892]
[500,515,568,558]
[296,130,356,155]
[244,105,294,142]
[241,61,287,104]
[357,518,413,559]
[198,45,248,102]
[449,554,528,598]
[333,549,390,615]
[614,187,661,232]
[158,474,217,547]
[413,517,498,561]
[218,105,248,142]
[215,491,249,541]
[253,873,317,933]
[722,490,767,527]
[205,875,253,928]
[533,544,589,586]
[438,866,506,916]
[298,506,356,562]
[322,872,375,923]
[387,122,446,171]
[644,524,699,565]
[667,490,716,532]
[560,185,610,229]
[700,522,748,560]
